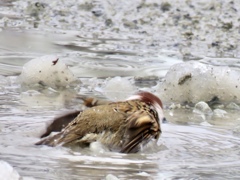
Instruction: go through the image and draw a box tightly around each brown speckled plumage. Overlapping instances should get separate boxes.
[36,92,164,153]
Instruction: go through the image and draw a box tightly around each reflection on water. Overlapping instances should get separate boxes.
[1,0,240,179]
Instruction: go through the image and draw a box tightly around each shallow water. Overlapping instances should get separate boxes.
[1,0,240,179]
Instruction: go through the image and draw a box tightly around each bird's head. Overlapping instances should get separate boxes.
[127,91,165,123]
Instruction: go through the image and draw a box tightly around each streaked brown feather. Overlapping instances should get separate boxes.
[36,99,161,153]
[120,110,160,153]
[120,129,152,153]
[39,96,111,139]
[40,110,81,138]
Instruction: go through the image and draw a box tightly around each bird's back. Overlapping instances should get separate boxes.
[36,99,161,153]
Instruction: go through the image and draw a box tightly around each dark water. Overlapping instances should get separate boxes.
[0,0,240,179]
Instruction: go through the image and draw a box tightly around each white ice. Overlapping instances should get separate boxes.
[0,160,36,180]
[157,61,240,104]
[101,76,136,101]
[105,174,120,180]
[193,101,212,114]
[20,55,79,89]
[0,160,20,180]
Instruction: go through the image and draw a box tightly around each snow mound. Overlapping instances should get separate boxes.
[20,55,79,89]
[158,61,240,104]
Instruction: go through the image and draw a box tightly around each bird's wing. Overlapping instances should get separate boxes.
[40,110,81,138]
[120,110,160,153]
[36,111,87,146]
[35,104,126,147]
[39,96,112,139]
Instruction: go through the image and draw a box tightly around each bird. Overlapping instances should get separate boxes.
[36,91,165,153]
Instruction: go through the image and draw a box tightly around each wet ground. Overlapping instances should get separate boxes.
[0,0,240,179]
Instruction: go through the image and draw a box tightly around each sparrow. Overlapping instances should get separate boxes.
[36,92,165,153]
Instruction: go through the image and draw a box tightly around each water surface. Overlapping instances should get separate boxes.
[0,0,240,179]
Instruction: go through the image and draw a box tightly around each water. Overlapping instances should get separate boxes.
[1,0,240,179]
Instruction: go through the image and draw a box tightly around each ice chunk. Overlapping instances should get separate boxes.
[193,101,212,114]
[0,161,35,180]
[169,103,182,109]
[105,174,119,180]
[213,109,227,118]
[0,160,20,180]
[20,55,79,89]
[226,102,240,110]
[200,121,212,127]
[136,172,151,177]
[158,61,240,104]
[102,76,136,101]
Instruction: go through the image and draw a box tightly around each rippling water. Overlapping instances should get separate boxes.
[1,0,240,179]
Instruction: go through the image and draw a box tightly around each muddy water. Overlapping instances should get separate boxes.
[1,0,240,179]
